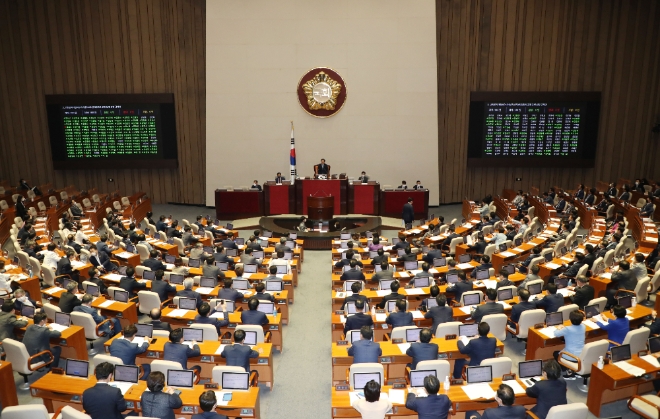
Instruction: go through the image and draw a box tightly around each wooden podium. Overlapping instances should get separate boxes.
[307,195,334,221]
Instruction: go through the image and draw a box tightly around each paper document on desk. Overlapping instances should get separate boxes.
[214,391,231,406]
[405,288,425,295]
[388,389,406,404]
[429,268,439,274]
[165,264,174,270]
[398,272,410,278]
[49,324,69,333]
[642,355,660,368]
[499,251,516,258]
[409,270,422,275]
[109,382,135,395]
[538,326,557,339]
[335,292,346,298]
[502,380,526,394]
[71,261,87,269]
[375,290,390,297]
[104,274,124,282]
[497,301,511,309]
[339,315,346,324]
[44,286,64,294]
[410,229,421,234]
[214,344,227,355]
[243,273,252,279]
[210,312,224,319]
[196,287,215,295]
[129,337,146,346]
[459,306,474,314]
[375,313,387,322]
[544,262,562,270]
[556,288,575,297]
[411,310,424,319]
[462,383,496,400]
[582,320,600,330]
[647,236,659,243]
[613,361,646,377]
[168,309,189,318]
[459,336,471,346]
[397,343,411,353]
[97,300,115,308]
[599,272,612,279]
[481,280,497,289]
[116,252,136,259]
[512,247,525,253]
[457,263,474,270]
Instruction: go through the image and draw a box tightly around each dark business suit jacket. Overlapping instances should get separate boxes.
[56,257,74,276]
[202,264,222,279]
[472,302,504,323]
[535,293,564,313]
[341,269,366,281]
[192,412,228,419]
[481,405,527,419]
[377,292,405,309]
[221,239,238,250]
[254,291,275,302]
[119,277,147,295]
[141,391,182,419]
[526,379,568,419]
[570,285,595,309]
[217,288,243,302]
[164,341,200,369]
[151,280,177,302]
[149,319,173,332]
[87,276,108,295]
[109,337,149,365]
[584,194,595,205]
[58,291,82,313]
[341,293,367,310]
[405,393,452,419]
[424,306,454,335]
[422,250,443,265]
[344,312,374,335]
[194,311,229,332]
[82,383,127,419]
[0,311,28,340]
[583,252,597,268]
[372,270,394,283]
[221,343,259,372]
[406,342,439,369]
[563,260,586,277]
[402,203,415,224]
[457,335,496,366]
[445,281,474,303]
[23,324,61,362]
[241,309,269,325]
[176,289,203,308]
[510,301,537,323]
[398,253,417,262]
[143,258,166,272]
[348,339,382,363]
[611,269,638,290]
[386,311,414,327]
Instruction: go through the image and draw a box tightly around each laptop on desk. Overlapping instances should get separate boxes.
[518,359,543,387]
[182,328,203,345]
[466,365,492,384]
[199,277,217,288]
[114,289,129,303]
[86,284,99,297]
[405,328,422,342]
[545,312,563,327]
[167,369,195,389]
[65,359,89,378]
[221,371,250,391]
[497,287,513,301]
[352,372,382,391]
[404,261,419,271]
[459,323,479,338]
[142,270,156,281]
[266,280,283,292]
[135,323,153,339]
[178,297,197,310]
[475,269,489,280]
[169,274,184,285]
[611,344,631,362]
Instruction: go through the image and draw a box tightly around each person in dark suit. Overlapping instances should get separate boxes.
[467,234,488,256]
[518,246,541,273]
[0,300,28,341]
[141,371,183,419]
[422,243,443,265]
[372,261,394,283]
[253,282,275,303]
[119,266,147,296]
[525,360,567,419]
[535,283,564,313]
[241,297,269,325]
[315,158,330,176]
[472,289,504,323]
[445,271,473,304]
[143,250,166,271]
[274,172,285,184]
[74,293,120,336]
[221,232,238,250]
[406,328,438,369]
[412,180,424,190]
[608,260,638,308]
[470,255,492,278]
[82,362,127,419]
[402,198,415,226]
[15,195,28,219]
[176,278,203,308]
[192,391,229,419]
[58,280,82,313]
[164,328,201,372]
[150,270,176,302]
[89,245,114,273]
[344,299,374,335]
[570,275,595,309]
[96,234,115,260]
[424,295,453,336]
[148,308,173,331]
[584,188,597,206]
[386,299,414,327]
[453,322,496,378]
[12,288,39,313]
[441,225,460,251]
[495,269,514,289]
[221,329,260,372]
[466,384,527,419]
[341,281,367,310]
[86,267,108,295]
[109,323,150,369]
[348,326,381,363]
[217,278,243,303]
[619,185,631,201]
[641,198,655,218]
[377,280,405,309]
[156,215,169,233]
[410,263,432,287]
[194,301,229,332]
[340,259,366,281]
[560,252,587,278]
[23,312,61,369]
[250,180,262,191]
[405,375,451,419]
[371,248,389,266]
[508,289,536,328]
[582,244,597,268]
[398,247,417,262]
[56,249,76,277]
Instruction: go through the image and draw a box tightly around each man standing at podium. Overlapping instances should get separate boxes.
[316,158,330,177]
[275,172,285,184]
[402,198,415,226]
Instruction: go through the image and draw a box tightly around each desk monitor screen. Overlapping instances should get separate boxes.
[515,237,523,246]
[545,312,563,327]
[374,264,383,272]
[165,255,176,264]
[242,330,257,346]
[126,244,136,254]
[433,258,446,267]
[266,280,283,292]
[340,233,351,240]
[410,369,437,387]
[617,295,632,308]
[167,369,194,388]
[65,359,89,378]
[142,270,156,280]
[21,306,35,318]
[424,298,438,308]
[117,266,127,276]
[257,302,275,314]
[649,336,660,353]
[260,240,269,247]
[225,223,233,230]
[560,246,568,256]
[459,254,471,263]
[135,323,153,338]
[391,238,400,245]
[459,323,479,337]
[203,246,213,254]
[413,276,430,288]
[379,279,395,291]
[222,371,250,391]
[183,328,203,342]
[463,293,480,306]
[554,277,568,289]
[518,360,543,378]
[276,264,289,274]
[215,261,229,271]
[475,269,490,280]
[345,302,359,315]
[169,274,184,285]
[199,277,216,288]
[502,264,515,275]
[584,304,600,318]
[466,365,492,384]
[369,251,379,259]
[353,372,381,390]
[397,249,406,257]
[405,328,422,342]
[344,280,362,292]
[215,300,235,313]
[404,261,419,270]
[187,258,201,268]
[285,241,295,249]
[497,288,513,301]
[55,312,71,326]
[289,233,297,240]
[498,243,508,252]
[60,277,72,290]
[528,283,542,296]
[611,344,631,362]
[178,297,197,310]
[114,365,139,383]
[114,290,129,303]
[243,264,258,274]
[544,253,554,262]
[253,251,264,259]
[350,330,372,342]
[342,265,353,273]
[235,238,245,246]
[232,279,249,290]
[86,284,99,297]
[226,249,238,257]
[386,300,399,313]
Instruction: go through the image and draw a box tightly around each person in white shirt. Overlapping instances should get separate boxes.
[512,190,524,207]
[0,261,12,295]
[42,243,60,270]
[75,228,89,245]
[518,217,529,236]
[351,380,392,419]
[61,222,75,240]
[267,251,291,274]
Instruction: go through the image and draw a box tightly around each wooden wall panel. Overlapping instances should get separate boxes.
[0,0,206,204]
[437,0,660,203]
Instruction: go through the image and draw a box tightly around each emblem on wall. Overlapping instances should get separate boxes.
[297,67,347,118]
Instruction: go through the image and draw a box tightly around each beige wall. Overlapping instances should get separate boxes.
[206,0,439,205]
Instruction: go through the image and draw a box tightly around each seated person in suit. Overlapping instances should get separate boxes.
[406,328,438,369]
[119,266,147,296]
[82,362,128,419]
[340,259,366,281]
[74,293,121,337]
[250,180,262,191]
[263,265,281,282]
[341,281,367,310]
[596,305,630,347]
[274,237,292,254]
[398,180,408,190]
[151,269,176,302]
[315,158,330,176]
[535,283,563,313]
[467,234,487,256]
[240,247,261,266]
[606,260,638,308]
[424,294,453,336]
[372,262,395,284]
[155,215,168,232]
[268,251,292,274]
[398,247,417,262]
[220,329,260,373]
[347,325,381,363]
[58,280,82,313]
[148,308,172,331]
[377,280,405,309]
[344,299,374,335]
[217,278,243,303]
[164,328,201,374]
[0,300,28,341]
[23,312,61,369]
[446,271,474,305]
[176,278,203,308]
[410,263,432,287]
[553,310,586,379]
[370,248,389,266]
[466,384,527,419]
[412,180,424,190]
[525,360,567,419]
[569,275,594,309]
[192,391,228,419]
[422,243,443,265]
[141,371,183,419]
[56,249,77,278]
[470,255,492,278]
[495,268,514,289]
[143,250,166,271]
[405,375,451,419]
[12,288,39,313]
[189,242,209,260]
[194,301,229,332]
[386,299,413,327]
[86,267,108,295]
[508,289,536,328]
[472,288,504,323]
[559,252,587,278]
[240,297,269,325]
[453,321,496,378]
[109,323,150,378]
[253,282,275,303]
[518,246,542,273]
[516,264,541,292]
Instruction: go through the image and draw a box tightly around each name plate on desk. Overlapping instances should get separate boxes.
[451,379,464,385]
[51,367,64,375]
[503,373,516,381]
[391,338,403,344]
[376,309,385,313]
[269,325,279,331]
[534,323,544,329]
[221,339,232,344]
[438,353,448,359]
[335,310,344,315]
[228,323,237,328]
[392,383,406,389]
[284,281,292,285]
[257,358,268,364]
[168,304,177,308]
[204,383,219,389]
[445,334,457,340]
[380,357,392,364]
[240,409,254,417]
[59,339,67,345]
[277,300,286,304]
[335,384,350,391]
[147,351,159,358]
[336,340,348,346]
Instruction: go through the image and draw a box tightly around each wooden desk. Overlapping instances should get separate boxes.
[348,182,380,215]
[215,189,264,219]
[379,189,428,220]
[0,361,19,408]
[15,322,88,361]
[297,179,348,215]
[112,249,141,267]
[42,288,139,328]
[263,181,295,215]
